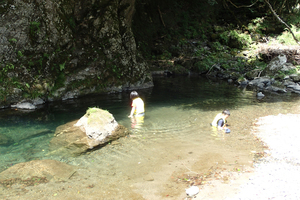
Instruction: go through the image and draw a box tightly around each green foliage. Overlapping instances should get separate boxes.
[68,17,76,30]
[211,41,224,52]
[247,17,265,34]
[87,107,100,115]
[59,62,66,71]
[277,25,300,45]
[3,63,14,72]
[232,58,248,73]
[159,50,172,60]
[219,30,252,49]
[53,72,65,90]
[17,51,24,57]
[194,56,217,72]
[173,64,189,74]
[250,60,267,70]
[29,21,40,39]
[237,76,246,83]
[111,64,122,79]
[9,38,17,44]
[194,47,209,57]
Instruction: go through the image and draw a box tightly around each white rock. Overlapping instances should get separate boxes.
[186,186,199,197]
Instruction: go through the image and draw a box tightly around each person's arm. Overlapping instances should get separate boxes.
[128,105,136,117]
[128,107,134,117]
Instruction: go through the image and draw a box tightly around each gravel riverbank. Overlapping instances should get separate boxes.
[190,113,300,200]
[229,114,300,200]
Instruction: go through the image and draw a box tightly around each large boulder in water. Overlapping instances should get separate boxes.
[0,160,76,182]
[49,108,129,156]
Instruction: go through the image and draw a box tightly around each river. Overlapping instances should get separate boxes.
[1,76,300,199]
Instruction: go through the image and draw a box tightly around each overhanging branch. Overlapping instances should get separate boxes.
[264,0,300,45]
[227,0,258,8]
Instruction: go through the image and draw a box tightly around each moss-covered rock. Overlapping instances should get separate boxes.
[49,108,129,156]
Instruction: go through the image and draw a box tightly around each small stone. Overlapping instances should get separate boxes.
[143,175,154,181]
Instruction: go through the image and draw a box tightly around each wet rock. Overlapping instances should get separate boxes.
[248,77,272,87]
[0,160,76,182]
[289,74,300,82]
[265,86,287,93]
[257,92,265,98]
[287,84,300,91]
[11,101,36,110]
[49,108,129,156]
[32,98,45,106]
[282,80,296,87]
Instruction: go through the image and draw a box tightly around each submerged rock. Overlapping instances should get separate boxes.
[0,133,14,146]
[0,160,76,182]
[49,108,129,156]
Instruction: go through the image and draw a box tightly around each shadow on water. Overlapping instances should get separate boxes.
[1,75,300,199]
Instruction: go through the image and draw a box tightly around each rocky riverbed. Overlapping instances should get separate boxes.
[1,111,300,200]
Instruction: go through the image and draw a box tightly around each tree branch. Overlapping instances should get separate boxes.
[226,0,259,8]
[158,6,165,27]
[264,0,300,45]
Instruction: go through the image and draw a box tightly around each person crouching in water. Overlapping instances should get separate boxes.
[211,109,230,133]
[128,91,145,129]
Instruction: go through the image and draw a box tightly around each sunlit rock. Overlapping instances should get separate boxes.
[257,92,265,99]
[263,55,296,77]
[287,84,300,91]
[11,101,36,110]
[289,74,300,82]
[49,108,129,156]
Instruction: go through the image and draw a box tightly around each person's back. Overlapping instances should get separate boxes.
[128,91,145,118]
[132,97,144,115]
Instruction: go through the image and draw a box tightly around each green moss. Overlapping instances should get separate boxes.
[53,72,66,90]
[86,107,101,115]
[29,21,41,40]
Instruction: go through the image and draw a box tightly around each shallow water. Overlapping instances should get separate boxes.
[1,76,300,199]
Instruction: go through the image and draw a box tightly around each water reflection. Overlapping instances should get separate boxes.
[130,115,145,131]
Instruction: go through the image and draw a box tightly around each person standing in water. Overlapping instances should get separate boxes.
[211,109,230,133]
[128,91,145,130]
[128,91,145,118]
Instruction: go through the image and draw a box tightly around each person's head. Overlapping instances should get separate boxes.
[130,91,139,99]
[222,109,230,118]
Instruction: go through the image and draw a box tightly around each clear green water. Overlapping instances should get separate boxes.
[1,76,300,198]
